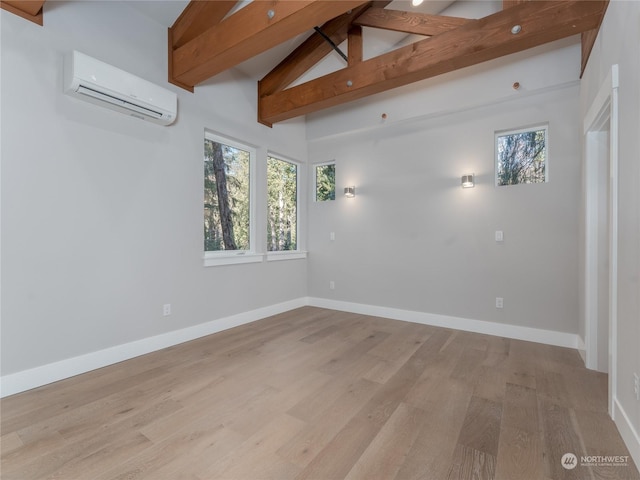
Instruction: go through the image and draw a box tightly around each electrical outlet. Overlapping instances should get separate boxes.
[163,304,171,316]
[495,297,504,309]
[634,373,639,401]
[329,281,335,290]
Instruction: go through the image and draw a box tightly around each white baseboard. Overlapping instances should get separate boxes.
[308,297,579,349]
[614,397,640,472]
[0,296,582,398]
[577,335,587,364]
[0,298,307,398]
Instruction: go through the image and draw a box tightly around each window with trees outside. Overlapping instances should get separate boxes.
[267,156,298,251]
[204,132,254,256]
[496,125,548,186]
[315,162,335,201]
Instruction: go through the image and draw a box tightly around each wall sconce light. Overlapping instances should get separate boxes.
[344,186,356,198]
[461,174,475,188]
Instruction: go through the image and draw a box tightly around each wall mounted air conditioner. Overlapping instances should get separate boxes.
[64,51,177,126]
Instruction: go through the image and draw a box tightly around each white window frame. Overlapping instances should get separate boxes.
[495,124,549,187]
[266,153,306,261]
[313,160,336,202]
[203,130,261,267]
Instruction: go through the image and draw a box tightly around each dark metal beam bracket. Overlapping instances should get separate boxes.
[314,26,348,62]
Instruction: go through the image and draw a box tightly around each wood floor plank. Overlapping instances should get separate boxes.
[450,347,488,385]
[300,324,341,344]
[536,368,573,408]
[213,414,305,480]
[494,425,545,480]
[538,397,588,480]
[457,395,503,457]
[318,330,391,375]
[394,380,472,480]
[4,395,181,479]
[139,382,274,443]
[0,432,24,456]
[447,444,497,480]
[225,369,331,438]
[36,432,151,480]
[94,423,244,480]
[286,352,381,423]
[1,308,637,480]
[394,347,474,480]
[0,431,68,476]
[296,333,448,480]
[367,326,431,363]
[501,383,539,433]
[473,365,508,403]
[573,409,640,480]
[542,344,585,370]
[343,402,424,480]
[1,366,170,434]
[564,367,609,414]
[19,378,182,445]
[277,378,380,469]
[506,359,538,389]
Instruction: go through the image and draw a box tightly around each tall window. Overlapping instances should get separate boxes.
[267,156,298,251]
[496,125,548,186]
[315,162,335,201]
[204,132,253,252]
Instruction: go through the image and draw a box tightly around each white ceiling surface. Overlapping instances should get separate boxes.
[126,0,502,81]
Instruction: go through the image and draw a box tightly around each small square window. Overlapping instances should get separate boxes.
[495,125,548,186]
[315,162,335,201]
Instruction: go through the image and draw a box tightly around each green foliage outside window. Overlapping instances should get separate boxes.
[267,157,297,251]
[316,163,335,201]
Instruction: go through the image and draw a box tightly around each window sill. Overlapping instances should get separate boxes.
[203,253,264,267]
[266,251,308,262]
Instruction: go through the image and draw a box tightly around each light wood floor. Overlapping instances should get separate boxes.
[1,307,638,480]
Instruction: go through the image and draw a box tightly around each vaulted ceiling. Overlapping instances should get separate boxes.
[3,0,608,126]
[169,0,607,126]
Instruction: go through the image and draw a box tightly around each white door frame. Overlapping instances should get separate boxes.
[583,64,619,417]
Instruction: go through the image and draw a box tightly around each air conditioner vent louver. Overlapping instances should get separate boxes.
[64,51,177,126]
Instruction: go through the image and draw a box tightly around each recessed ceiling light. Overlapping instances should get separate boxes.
[412,0,424,6]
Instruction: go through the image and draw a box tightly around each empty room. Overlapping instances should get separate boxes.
[1,0,639,479]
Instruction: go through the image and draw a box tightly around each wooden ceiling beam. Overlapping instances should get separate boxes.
[170,0,369,89]
[580,0,609,77]
[168,0,237,90]
[170,1,237,49]
[258,3,383,98]
[0,0,45,25]
[502,0,529,9]
[259,0,608,125]
[348,25,363,66]
[353,8,470,36]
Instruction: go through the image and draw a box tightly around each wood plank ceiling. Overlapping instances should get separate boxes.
[2,0,608,125]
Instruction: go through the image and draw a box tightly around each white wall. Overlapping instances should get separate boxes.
[580,0,640,465]
[0,2,308,379]
[307,44,583,335]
